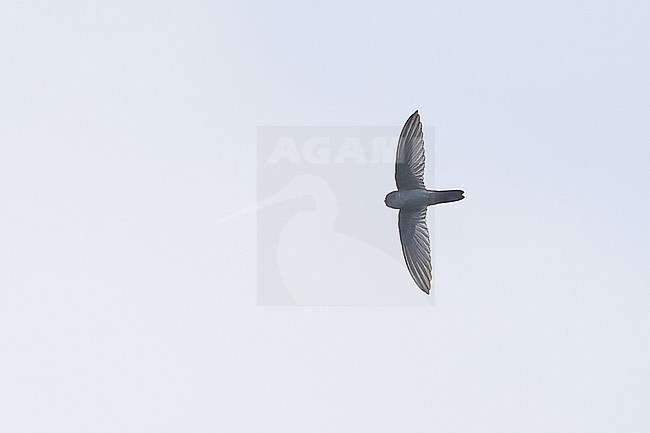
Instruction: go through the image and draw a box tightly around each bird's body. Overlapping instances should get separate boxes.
[385,189,464,210]
[385,110,464,294]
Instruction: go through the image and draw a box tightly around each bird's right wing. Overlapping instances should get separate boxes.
[395,110,426,190]
[398,208,432,294]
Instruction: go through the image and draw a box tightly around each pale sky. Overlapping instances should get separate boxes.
[1,1,649,432]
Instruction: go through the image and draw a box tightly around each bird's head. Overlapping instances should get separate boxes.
[384,191,400,209]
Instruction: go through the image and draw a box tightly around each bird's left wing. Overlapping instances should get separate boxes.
[398,208,432,294]
[395,110,426,190]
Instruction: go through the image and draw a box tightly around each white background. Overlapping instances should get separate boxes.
[1,1,649,432]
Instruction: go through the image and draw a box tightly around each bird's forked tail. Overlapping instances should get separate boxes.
[432,189,465,204]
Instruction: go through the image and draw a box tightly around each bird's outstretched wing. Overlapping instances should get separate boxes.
[395,110,426,190]
[398,208,432,294]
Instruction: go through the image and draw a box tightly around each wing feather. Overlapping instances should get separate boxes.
[398,208,432,294]
[395,110,426,190]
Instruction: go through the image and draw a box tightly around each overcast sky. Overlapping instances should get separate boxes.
[1,1,649,432]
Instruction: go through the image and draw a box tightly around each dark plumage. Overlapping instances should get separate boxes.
[385,111,464,294]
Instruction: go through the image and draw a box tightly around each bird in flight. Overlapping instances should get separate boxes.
[385,111,464,294]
